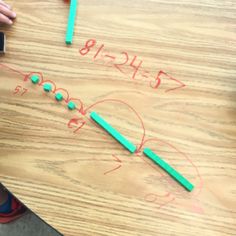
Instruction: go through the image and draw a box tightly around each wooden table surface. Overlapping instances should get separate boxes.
[0,0,236,235]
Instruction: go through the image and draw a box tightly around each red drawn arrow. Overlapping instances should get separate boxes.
[104,155,122,175]
[68,118,86,133]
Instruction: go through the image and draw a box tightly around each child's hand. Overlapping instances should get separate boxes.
[0,0,16,25]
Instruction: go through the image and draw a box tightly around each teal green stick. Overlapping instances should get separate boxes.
[90,111,137,153]
[65,0,78,45]
[143,148,194,192]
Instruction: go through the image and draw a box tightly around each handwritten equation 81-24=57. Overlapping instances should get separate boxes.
[79,39,186,93]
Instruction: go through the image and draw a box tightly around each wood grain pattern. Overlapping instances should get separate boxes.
[0,0,236,235]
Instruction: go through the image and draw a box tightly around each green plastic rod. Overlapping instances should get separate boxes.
[90,111,137,153]
[65,0,78,45]
[143,148,194,192]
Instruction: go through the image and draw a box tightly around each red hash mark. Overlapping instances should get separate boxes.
[104,155,122,175]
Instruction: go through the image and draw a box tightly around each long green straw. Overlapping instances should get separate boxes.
[65,0,78,45]
[143,148,194,191]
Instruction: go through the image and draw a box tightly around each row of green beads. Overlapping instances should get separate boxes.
[30,75,76,110]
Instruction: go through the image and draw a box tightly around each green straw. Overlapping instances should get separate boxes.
[143,148,194,191]
[90,111,137,153]
[65,0,78,45]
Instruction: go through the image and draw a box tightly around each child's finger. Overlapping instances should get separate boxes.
[0,1,11,9]
[0,4,16,19]
[0,13,12,25]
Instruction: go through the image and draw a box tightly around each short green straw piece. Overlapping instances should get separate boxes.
[68,101,76,110]
[65,0,78,45]
[90,111,136,153]
[31,75,40,84]
[43,83,52,92]
[143,148,194,192]
[55,93,63,101]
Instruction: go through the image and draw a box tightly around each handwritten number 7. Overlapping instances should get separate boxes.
[21,88,28,96]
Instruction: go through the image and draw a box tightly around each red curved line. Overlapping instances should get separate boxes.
[145,193,175,210]
[54,88,70,102]
[104,164,121,175]
[145,192,171,203]
[145,193,158,203]
[84,99,146,150]
[68,98,85,114]
[0,63,27,77]
[150,75,161,89]
[141,138,203,197]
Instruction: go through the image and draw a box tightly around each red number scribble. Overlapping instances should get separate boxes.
[13,85,21,95]
[21,88,28,96]
[93,44,105,60]
[114,52,129,73]
[145,192,171,202]
[150,70,162,89]
[150,70,185,92]
[79,39,96,56]
[1,63,198,213]
[157,196,176,209]
[129,56,143,80]
[13,85,28,96]
[103,54,116,67]
[104,155,122,175]
[145,192,175,209]
[68,117,86,133]
[78,39,186,94]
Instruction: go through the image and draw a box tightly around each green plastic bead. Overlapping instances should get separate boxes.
[55,93,63,101]
[43,83,52,92]
[31,75,40,84]
[67,101,76,110]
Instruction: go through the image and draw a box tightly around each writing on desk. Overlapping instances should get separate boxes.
[0,63,203,213]
[13,85,28,96]
[79,39,186,93]
[67,117,86,134]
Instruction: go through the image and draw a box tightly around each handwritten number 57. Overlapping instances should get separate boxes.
[13,85,28,96]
